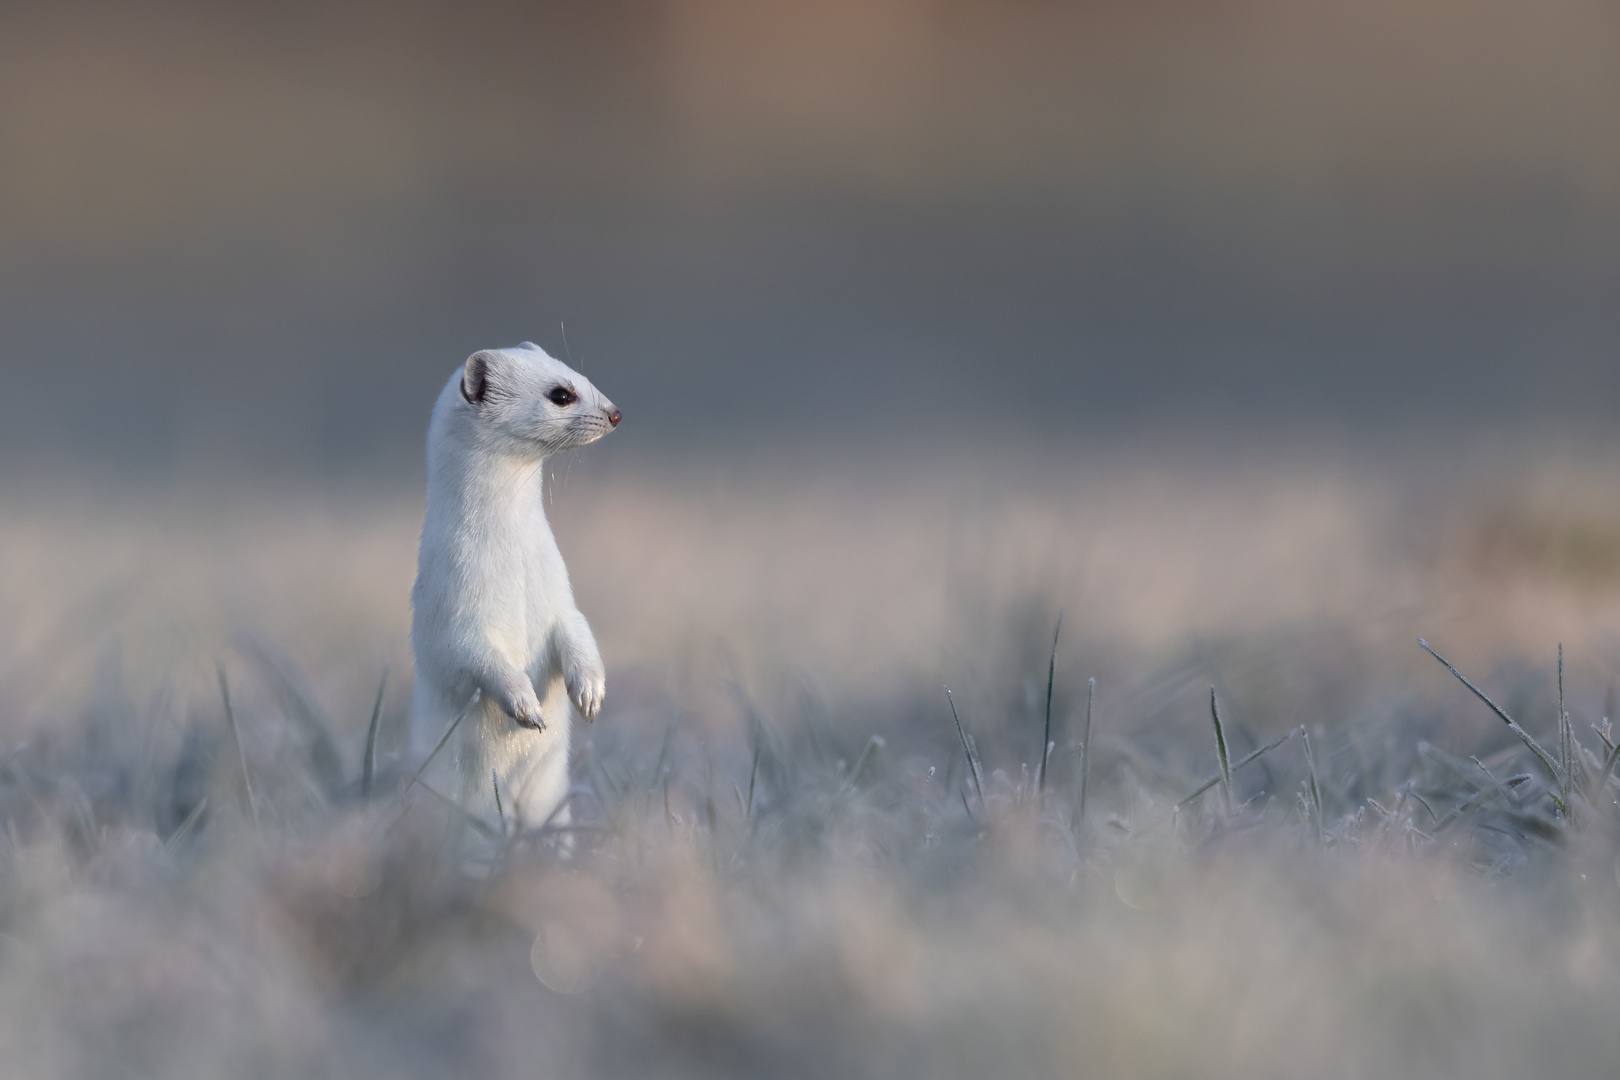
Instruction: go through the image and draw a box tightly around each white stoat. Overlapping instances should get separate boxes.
[411,341,620,830]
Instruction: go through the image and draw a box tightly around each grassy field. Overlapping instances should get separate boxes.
[3,446,1620,1078]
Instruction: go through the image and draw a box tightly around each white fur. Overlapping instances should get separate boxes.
[411,342,619,830]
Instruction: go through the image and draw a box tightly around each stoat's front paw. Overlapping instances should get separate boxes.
[498,676,545,732]
[565,664,606,721]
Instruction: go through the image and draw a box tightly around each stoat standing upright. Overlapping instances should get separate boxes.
[411,341,620,830]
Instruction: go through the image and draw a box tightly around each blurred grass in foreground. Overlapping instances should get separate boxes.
[3,449,1620,1078]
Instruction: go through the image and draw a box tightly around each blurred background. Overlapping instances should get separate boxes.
[3,0,1618,482]
[5,0,1620,740]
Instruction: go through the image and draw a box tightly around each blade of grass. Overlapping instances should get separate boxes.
[945,686,984,804]
[1558,643,1574,811]
[243,638,345,796]
[1418,639,1563,785]
[1431,774,1532,834]
[1177,729,1297,808]
[1210,686,1234,814]
[589,753,626,808]
[1593,722,1616,756]
[163,795,208,853]
[1301,725,1324,843]
[399,690,480,802]
[417,777,498,838]
[1038,610,1064,800]
[841,735,885,794]
[0,759,50,832]
[704,755,717,835]
[746,741,761,819]
[216,661,259,828]
[381,689,482,836]
[362,666,388,800]
[1598,739,1620,791]
[652,712,680,816]
[1074,677,1095,831]
[533,790,582,837]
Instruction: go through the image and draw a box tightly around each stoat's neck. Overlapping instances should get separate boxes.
[428,425,546,520]
[458,452,546,525]
[425,387,550,529]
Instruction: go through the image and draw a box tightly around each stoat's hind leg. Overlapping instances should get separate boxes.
[453,695,508,823]
[503,677,574,837]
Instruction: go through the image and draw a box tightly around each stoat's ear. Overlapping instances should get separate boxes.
[461,352,491,404]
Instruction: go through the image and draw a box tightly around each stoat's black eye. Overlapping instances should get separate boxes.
[547,386,577,406]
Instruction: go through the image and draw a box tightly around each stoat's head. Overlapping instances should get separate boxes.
[454,342,621,456]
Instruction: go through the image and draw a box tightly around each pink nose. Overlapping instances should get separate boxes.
[607,409,622,428]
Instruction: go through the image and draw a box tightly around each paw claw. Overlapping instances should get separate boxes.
[565,669,606,722]
[501,678,545,732]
